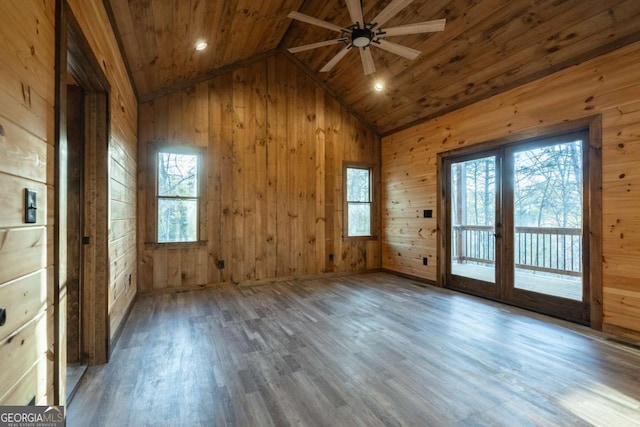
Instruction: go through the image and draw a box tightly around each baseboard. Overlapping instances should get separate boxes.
[602,323,640,343]
[108,291,137,358]
[381,268,438,287]
[138,268,384,296]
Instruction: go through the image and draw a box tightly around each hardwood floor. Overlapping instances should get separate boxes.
[67,273,640,426]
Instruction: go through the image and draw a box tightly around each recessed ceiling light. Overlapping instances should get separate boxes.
[195,41,208,51]
[374,82,384,92]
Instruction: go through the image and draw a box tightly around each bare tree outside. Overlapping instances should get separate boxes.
[346,167,372,237]
[451,156,497,283]
[513,141,583,299]
[157,151,199,242]
[514,141,582,229]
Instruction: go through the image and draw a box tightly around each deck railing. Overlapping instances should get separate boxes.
[452,225,582,276]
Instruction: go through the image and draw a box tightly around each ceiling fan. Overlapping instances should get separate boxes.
[287,0,446,76]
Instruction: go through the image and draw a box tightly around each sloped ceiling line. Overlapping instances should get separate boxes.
[101,0,139,101]
[107,0,640,134]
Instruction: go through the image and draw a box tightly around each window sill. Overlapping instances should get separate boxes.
[144,240,208,250]
[343,235,378,242]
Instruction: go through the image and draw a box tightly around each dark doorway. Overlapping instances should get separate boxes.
[55,0,111,405]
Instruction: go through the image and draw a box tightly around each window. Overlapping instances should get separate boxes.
[344,164,374,238]
[155,146,202,243]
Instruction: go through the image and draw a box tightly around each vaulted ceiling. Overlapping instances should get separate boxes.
[107,0,640,135]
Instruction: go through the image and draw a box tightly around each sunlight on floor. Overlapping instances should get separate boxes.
[559,382,640,426]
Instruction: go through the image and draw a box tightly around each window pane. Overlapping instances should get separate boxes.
[513,140,583,300]
[158,199,198,242]
[158,152,198,197]
[450,157,496,283]
[348,203,371,236]
[346,168,370,202]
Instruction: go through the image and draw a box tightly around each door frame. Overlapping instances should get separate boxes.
[55,0,111,405]
[443,149,502,300]
[436,116,602,328]
[503,130,591,322]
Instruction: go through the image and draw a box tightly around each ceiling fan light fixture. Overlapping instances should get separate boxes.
[374,81,384,92]
[351,28,374,48]
[195,41,208,51]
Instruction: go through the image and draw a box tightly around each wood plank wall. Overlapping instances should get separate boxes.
[381,41,640,339]
[67,0,138,341]
[138,54,380,291]
[0,0,55,406]
[0,0,136,405]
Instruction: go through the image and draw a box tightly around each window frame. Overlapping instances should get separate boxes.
[147,143,207,247]
[343,162,377,240]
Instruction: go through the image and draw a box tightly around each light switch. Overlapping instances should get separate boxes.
[25,189,37,223]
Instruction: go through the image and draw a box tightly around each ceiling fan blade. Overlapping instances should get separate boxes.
[345,0,365,27]
[288,38,347,54]
[371,0,414,29]
[320,46,352,72]
[375,39,421,60]
[379,19,446,37]
[359,48,376,76]
[287,11,350,33]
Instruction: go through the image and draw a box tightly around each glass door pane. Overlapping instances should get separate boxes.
[512,141,583,300]
[450,156,497,283]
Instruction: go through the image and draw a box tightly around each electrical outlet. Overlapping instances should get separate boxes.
[217,260,225,269]
[328,253,334,262]
[423,209,433,218]
[423,257,428,266]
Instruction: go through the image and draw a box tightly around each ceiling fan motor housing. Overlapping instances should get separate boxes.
[351,27,374,47]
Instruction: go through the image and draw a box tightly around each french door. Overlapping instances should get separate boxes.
[443,130,591,324]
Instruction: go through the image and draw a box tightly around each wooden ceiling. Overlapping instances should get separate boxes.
[107,0,640,135]
[107,0,304,97]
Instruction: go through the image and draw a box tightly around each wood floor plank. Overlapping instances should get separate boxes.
[67,273,640,426]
